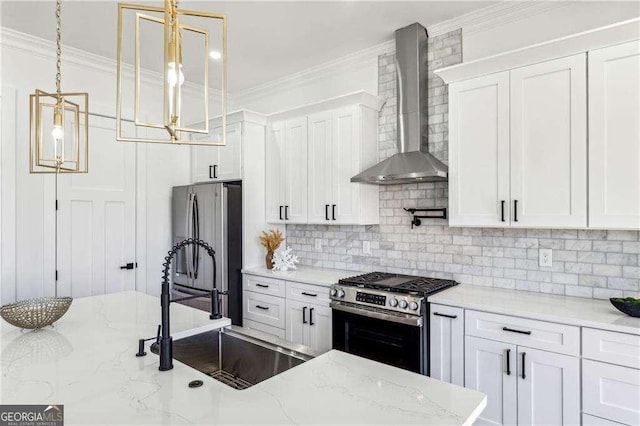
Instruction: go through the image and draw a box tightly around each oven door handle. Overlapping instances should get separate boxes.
[330,302,423,327]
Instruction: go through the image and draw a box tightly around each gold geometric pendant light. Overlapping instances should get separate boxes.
[29,0,89,174]
[116,0,227,145]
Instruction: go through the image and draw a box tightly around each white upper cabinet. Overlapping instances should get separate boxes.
[266,92,381,225]
[266,121,287,223]
[588,40,640,230]
[449,72,510,227]
[192,121,242,183]
[510,54,587,228]
[266,117,308,223]
[307,111,333,223]
[284,117,308,223]
[438,19,640,230]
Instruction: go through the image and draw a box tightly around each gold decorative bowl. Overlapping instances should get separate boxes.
[0,297,73,329]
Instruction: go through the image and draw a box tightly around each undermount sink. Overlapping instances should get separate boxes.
[151,326,314,389]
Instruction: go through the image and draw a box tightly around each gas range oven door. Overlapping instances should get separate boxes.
[331,301,427,374]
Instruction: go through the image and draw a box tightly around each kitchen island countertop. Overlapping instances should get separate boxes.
[1,291,486,425]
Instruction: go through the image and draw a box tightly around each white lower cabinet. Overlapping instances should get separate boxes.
[516,347,580,426]
[306,304,331,352]
[464,337,580,426]
[465,336,517,426]
[285,299,306,345]
[433,303,638,426]
[242,274,332,354]
[243,291,286,329]
[458,308,582,426]
[285,299,332,353]
[243,319,286,340]
[583,360,640,426]
[429,304,464,386]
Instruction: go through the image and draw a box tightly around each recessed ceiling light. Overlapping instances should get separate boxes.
[209,50,222,60]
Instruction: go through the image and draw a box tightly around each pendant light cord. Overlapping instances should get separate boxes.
[55,0,62,96]
[54,0,62,297]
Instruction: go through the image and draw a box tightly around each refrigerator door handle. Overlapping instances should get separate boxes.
[221,186,229,296]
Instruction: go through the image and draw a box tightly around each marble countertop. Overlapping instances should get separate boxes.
[430,284,640,335]
[1,291,486,425]
[242,266,357,287]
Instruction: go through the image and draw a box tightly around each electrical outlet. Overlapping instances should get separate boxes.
[362,241,371,255]
[539,248,553,267]
[315,239,322,252]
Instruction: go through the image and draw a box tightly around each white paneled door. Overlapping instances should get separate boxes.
[57,116,136,297]
[331,106,360,224]
[510,54,588,228]
[307,111,332,223]
[448,71,510,226]
[266,121,286,223]
[465,336,517,426]
[284,117,308,223]
[588,40,640,229]
[517,347,580,426]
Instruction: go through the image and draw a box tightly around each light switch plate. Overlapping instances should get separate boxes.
[315,239,322,252]
[539,248,553,267]
[363,241,371,255]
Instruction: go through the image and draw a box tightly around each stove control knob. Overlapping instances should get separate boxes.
[330,288,337,297]
[389,298,398,307]
[337,289,345,298]
[399,300,408,309]
[409,301,419,311]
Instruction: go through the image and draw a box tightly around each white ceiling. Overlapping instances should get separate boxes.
[0,1,495,93]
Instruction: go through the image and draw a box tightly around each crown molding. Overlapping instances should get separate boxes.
[0,27,224,100]
[436,17,640,84]
[427,1,571,37]
[233,39,394,105]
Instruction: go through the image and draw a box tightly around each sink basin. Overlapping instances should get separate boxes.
[151,326,314,389]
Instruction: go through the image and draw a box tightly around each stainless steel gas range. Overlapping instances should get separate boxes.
[330,272,457,375]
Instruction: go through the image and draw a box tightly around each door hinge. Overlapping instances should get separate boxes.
[55,199,59,210]
[55,270,58,281]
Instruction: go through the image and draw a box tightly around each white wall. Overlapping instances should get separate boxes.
[0,28,215,302]
[462,1,640,61]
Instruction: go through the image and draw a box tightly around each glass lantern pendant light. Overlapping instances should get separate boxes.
[29,0,89,173]
[116,0,227,145]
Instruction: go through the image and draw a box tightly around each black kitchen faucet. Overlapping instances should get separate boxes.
[135,238,224,371]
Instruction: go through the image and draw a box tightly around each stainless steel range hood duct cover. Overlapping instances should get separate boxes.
[351,22,448,185]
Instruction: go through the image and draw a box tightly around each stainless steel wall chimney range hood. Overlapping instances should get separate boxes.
[351,23,448,185]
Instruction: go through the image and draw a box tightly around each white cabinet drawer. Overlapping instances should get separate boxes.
[583,359,640,426]
[583,328,640,369]
[243,319,285,339]
[465,310,580,355]
[583,414,626,426]
[243,274,285,297]
[286,281,330,307]
[243,291,286,329]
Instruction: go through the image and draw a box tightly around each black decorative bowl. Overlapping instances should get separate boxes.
[610,298,640,318]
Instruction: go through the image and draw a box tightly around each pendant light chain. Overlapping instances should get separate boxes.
[55,0,62,96]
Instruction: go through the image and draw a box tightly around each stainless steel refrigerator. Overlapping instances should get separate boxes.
[171,181,242,325]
